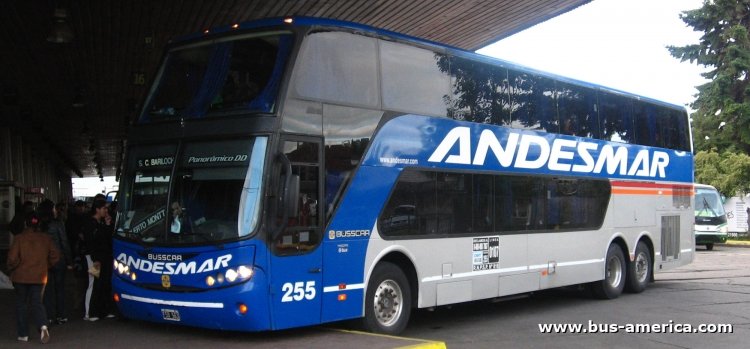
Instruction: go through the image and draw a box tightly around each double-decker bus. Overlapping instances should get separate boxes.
[694,184,727,250]
[112,17,694,334]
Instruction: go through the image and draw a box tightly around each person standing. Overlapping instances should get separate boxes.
[38,199,72,324]
[80,200,116,321]
[66,200,87,257]
[9,200,34,246]
[6,212,60,343]
[66,200,88,317]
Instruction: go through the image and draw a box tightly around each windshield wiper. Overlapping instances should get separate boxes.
[699,197,718,217]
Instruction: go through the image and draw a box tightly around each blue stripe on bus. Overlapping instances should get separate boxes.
[364,115,693,183]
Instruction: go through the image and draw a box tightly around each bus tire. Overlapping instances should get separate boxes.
[706,243,714,251]
[363,262,411,335]
[592,244,626,299]
[625,241,651,293]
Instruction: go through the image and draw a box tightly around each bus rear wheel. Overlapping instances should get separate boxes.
[363,262,411,335]
[592,244,626,299]
[625,241,651,293]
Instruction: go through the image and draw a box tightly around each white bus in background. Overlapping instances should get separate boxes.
[694,184,728,250]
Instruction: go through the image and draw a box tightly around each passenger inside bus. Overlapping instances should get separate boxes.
[169,201,186,235]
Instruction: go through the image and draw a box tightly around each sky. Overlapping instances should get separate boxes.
[72,176,119,198]
[477,0,708,110]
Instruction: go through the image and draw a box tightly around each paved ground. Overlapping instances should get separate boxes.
[1,245,748,348]
[400,245,750,348]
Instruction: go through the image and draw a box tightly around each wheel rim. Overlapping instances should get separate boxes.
[606,254,623,288]
[634,251,649,283]
[373,279,403,327]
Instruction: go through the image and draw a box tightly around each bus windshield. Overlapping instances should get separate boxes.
[695,187,726,224]
[117,137,267,245]
[140,31,293,122]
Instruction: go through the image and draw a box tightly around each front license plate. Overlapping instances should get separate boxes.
[161,308,181,321]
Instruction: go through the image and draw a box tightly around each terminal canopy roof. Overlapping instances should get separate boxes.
[0,0,589,178]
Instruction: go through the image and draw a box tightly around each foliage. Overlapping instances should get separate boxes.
[694,149,750,196]
[668,0,750,154]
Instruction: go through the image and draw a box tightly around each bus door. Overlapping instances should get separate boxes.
[268,138,323,329]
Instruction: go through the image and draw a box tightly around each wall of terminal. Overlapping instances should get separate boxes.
[0,124,74,249]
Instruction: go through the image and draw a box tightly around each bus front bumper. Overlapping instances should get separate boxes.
[695,232,728,245]
[113,274,271,331]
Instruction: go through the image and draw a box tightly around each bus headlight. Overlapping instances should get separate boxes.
[207,265,254,287]
[114,260,133,279]
[238,265,253,279]
[225,269,238,282]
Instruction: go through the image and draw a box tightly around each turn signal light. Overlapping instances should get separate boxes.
[238,303,248,315]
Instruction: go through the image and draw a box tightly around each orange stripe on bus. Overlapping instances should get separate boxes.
[610,181,693,191]
[611,188,693,196]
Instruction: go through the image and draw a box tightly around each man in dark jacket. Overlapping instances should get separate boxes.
[7,212,60,343]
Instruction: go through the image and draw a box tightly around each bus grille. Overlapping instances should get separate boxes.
[661,215,680,261]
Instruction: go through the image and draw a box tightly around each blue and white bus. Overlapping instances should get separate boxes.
[112,17,694,334]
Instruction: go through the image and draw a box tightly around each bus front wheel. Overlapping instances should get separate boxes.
[625,241,651,293]
[592,244,626,299]
[363,262,411,335]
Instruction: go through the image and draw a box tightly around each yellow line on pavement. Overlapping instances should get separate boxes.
[394,341,447,349]
[328,328,447,349]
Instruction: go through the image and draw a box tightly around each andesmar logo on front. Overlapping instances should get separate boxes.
[428,127,671,178]
[116,252,232,275]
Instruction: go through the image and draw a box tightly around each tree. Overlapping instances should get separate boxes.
[694,149,750,196]
[668,0,750,154]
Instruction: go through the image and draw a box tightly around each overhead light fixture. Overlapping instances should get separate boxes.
[47,8,74,44]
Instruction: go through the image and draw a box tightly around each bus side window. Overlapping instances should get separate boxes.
[557,81,599,139]
[599,92,634,144]
[472,175,494,233]
[509,71,559,133]
[322,104,382,218]
[633,101,655,147]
